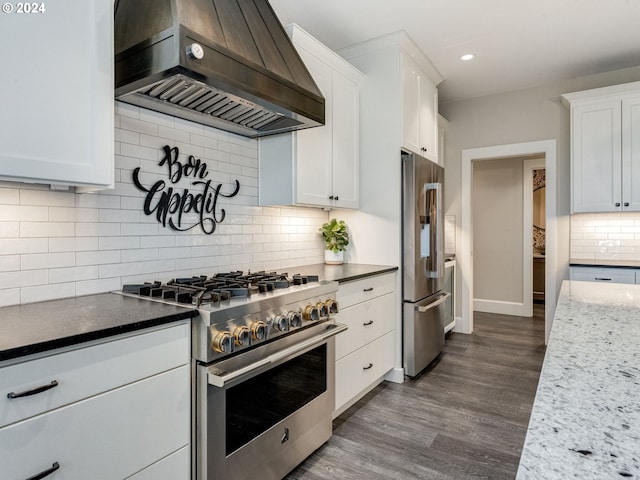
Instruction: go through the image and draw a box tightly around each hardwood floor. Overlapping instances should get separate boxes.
[285,305,546,480]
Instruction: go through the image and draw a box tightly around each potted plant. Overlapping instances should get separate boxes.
[320,218,349,264]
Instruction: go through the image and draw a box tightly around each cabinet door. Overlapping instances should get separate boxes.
[572,100,622,212]
[418,73,438,161]
[0,366,189,480]
[331,73,359,208]
[622,95,640,211]
[294,49,333,207]
[401,52,421,155]
[0,0,113,188]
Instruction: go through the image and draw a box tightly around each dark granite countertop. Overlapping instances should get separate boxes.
[0,293,197,362]
[287,263,398,283]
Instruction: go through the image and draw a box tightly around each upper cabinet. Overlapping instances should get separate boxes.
[563,81,640,213]
[259,25,363,209]
[0,0,114,190]
[401,52,439,162]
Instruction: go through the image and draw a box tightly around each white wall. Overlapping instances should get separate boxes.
[472,157,524,303]
[440,65,640,317]
[0,102,328,307]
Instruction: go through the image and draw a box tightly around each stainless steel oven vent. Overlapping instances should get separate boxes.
[114,0,325,138]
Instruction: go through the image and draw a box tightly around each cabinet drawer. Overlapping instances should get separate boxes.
[0,322,189,428]
[337,272,395,309]
[129,446,190,480]
[0,366,189,480]
[570,266,636,284]
[335,331,394,411]
[335,292,395,360]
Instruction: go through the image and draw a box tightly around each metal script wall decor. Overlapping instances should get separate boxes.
[132,145,241,234]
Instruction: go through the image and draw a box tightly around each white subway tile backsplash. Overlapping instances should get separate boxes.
[0,188,19,204]
[21,222,75,238]
[21,283,76,304]
[21,252,76,271]
[20,189,74,207]
[99,236,141,251]
[76,277,122,296]
[76,250,121,266]
[49,266,99,284]
[0,106,327,307]
[0,238,48,255]
[0,205,48,222]
[0,222,19,238]
[571,213,640,260]
[76,223,121,237]
[49,237,99,253]
[0,255,20,272]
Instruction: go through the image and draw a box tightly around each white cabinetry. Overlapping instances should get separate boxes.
[0,0,114,189]
[0,323,190,480]
[402,51,438,162]
[334,273,396,416]
[563,81,640,213]
[259,24,363,209]
[570,266,637,284]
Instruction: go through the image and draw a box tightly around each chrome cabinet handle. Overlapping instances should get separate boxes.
[7,380,59,399]
[363,363,373,370]
[363,287,374,292]
[594,277,612,281]
[363,320,374,326]
[25,462,60,480]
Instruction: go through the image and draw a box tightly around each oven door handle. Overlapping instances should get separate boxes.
[207,322,348,388]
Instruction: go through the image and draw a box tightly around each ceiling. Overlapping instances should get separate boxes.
[269,0,640,104]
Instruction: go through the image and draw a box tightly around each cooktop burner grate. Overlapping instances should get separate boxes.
[121,271,319,307]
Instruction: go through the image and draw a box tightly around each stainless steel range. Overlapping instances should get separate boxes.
[120,271,346,480]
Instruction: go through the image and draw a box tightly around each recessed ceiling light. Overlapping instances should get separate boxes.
[460,53,475,61]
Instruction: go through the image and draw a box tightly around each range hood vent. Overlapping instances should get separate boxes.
[114,0,325,138]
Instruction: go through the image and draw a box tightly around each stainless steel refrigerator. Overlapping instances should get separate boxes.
[402,151,449,377]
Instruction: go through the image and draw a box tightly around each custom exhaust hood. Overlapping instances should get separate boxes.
[114,0,325,138]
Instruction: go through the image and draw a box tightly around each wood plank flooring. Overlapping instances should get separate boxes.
[285,305,546,480]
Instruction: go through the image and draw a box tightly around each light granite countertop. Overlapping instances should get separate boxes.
[517,280,640,479]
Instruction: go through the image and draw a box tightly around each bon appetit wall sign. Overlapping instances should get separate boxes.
[132,145,240,234]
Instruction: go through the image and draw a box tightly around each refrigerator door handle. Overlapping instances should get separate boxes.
[422,182,444,279]
[416,292,451,312]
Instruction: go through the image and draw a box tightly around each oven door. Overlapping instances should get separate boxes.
[194,321,347,480]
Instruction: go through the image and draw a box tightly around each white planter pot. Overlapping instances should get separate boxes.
[324,250,344,265]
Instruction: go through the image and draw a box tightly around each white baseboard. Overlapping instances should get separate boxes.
[474,298,528,317]
[384,367,404,384]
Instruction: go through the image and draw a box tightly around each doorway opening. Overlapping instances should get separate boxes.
[460,140,557,343]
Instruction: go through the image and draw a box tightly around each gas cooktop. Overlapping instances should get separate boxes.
[120,271,326,311]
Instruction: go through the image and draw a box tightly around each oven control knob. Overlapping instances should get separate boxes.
[325,299,338,315]
[274,314,289,332]
[316,302,329,318]
[287,311,302,328]
[251,321,268,341]
[303,305,320,321]
[211,331,234,354]
[232,326,251,347]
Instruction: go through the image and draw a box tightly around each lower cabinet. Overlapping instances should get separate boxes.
[334,273,396,416]
[570,266,637,284]
[0,322,190,480]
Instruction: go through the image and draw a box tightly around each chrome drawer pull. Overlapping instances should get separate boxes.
[363,320,374,326]
[7,380,59,399]
[594,277,612,281]
[25,462,60,480]
[363,363,373,370]
[363,287,374,292]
